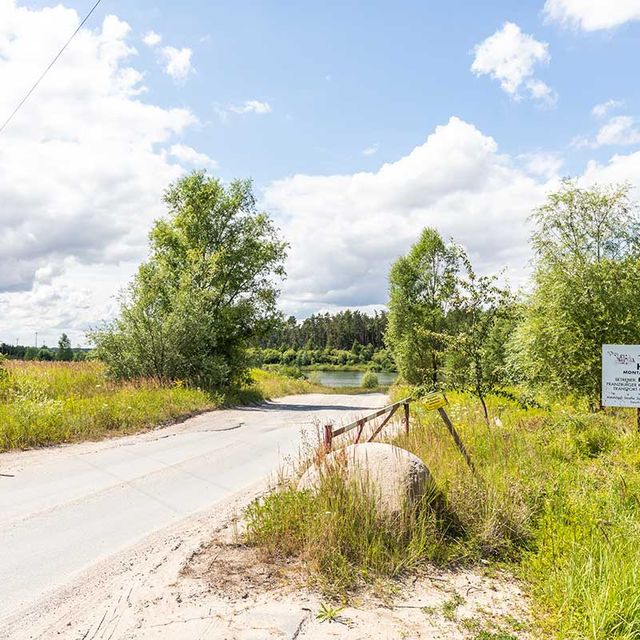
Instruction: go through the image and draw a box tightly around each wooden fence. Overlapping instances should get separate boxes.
[323,391,477,474]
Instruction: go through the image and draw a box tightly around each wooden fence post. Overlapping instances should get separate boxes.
[323,423,333,453]
[404,401,410,435]
[437,407,477,475]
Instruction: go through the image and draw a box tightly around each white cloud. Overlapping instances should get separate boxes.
[229,100,272,115]
[471,22,556,105]
[160,46,193,82]
[142,30,162,47]
[544,0,640,31]
[575,115,640,147]
[169,143,217,168]
[0,1,211,345]
[592,99,624,118]
[265,117,556,316]
[362,144,379,156]
[595,116,640,146]
[519,151,564,179]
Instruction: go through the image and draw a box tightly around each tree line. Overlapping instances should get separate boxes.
[54,170,638,418]
[1,333,81,361]
[261,310,388,351]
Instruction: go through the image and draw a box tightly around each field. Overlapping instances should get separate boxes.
[0,360,335,452]
[245,389,640,639]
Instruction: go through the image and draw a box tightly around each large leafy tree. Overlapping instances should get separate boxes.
[92,172,287,390]
[385,228,459,386]
[510,180,640,407]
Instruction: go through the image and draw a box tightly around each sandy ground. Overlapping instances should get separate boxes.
[0,393,387,628]
[3,479,531,640]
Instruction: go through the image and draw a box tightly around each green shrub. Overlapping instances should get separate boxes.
[361,370,379,389]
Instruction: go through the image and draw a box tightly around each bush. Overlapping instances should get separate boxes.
[361,370,379,389]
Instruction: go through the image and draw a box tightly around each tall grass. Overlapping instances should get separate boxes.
[0,360,219,451]
[0,361,366,452]
[244,387,640,638]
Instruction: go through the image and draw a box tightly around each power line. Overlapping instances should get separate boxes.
[0,0,104,137]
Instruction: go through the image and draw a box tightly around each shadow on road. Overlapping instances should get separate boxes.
[236,402,381,413]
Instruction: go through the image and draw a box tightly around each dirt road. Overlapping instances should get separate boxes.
[0,393,387,633]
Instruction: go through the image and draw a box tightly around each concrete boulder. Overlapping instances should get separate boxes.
[297,442,432,516]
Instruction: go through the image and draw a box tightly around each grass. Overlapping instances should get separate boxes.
[0,360,220,451]
[243,385,640,639]
[0,360,385,452]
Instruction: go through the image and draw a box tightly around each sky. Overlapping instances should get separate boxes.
[2,0,640,347]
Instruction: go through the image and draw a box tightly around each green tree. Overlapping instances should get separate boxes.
[91,172,287,389]
[510,180,640,407]
[386,228,459,386]
[37,346,54,361]
[57,333,73,361]
[445,253,513,423]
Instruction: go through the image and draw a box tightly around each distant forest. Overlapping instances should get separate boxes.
[261,310,388,350]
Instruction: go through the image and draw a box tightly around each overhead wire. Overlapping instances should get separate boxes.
[0,0,105,136]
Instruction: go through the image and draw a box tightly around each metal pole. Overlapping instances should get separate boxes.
[637,407,640,433]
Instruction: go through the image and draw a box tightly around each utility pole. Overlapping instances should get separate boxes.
[35,331,38,348]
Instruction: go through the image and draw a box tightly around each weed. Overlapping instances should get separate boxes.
[441,593,464,621]
[316,602,346,624]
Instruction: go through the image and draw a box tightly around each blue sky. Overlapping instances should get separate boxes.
[2,0,640,345]
[32,0,638,182]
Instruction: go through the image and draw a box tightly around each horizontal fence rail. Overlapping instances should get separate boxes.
[322,391,477,475]
[324,397,411,452]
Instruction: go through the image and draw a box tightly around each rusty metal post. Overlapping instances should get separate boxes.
[404,401,410,435]
[323,423,333,453]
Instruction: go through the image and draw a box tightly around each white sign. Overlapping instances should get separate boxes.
[602,344,640,408]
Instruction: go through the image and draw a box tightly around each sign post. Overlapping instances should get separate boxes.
[602,345,640,430]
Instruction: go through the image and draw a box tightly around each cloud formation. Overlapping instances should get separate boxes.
[574,115,640,148]
[160,46,193,82]
[229,100,272,115]
[592,99,624,118]
[545,0,640,31]
[142,30,162,47]
[471,22,557,106]
[362,144,379,156]
[0,1,208,343]
[265,117,555,316]
[169,144,218,168]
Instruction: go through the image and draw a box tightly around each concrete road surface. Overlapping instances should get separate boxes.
[0,393,386,627]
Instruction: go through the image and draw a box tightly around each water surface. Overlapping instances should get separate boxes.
[308,370,397,388]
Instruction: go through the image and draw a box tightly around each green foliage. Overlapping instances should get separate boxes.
[316,603,346,623]
[91,172,287,390]
[445,254,513,422]
[57,333,73,361]
[261,309,388,351]
[386,228,459,386]
[253,346,396,371]
[245,466,453,595]
[509,180,640,405]
[0,360,219,451]
[37,346,54,361]
[361,370,379,388]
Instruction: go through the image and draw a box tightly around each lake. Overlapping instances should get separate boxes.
[307,370,397,388]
